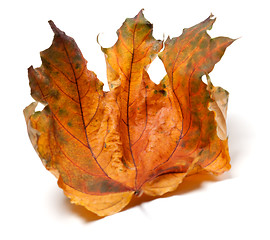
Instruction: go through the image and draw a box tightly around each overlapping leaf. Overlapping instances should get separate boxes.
[24,10,233,216]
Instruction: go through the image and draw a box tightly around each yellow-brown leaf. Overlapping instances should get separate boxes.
[24,11,234,216]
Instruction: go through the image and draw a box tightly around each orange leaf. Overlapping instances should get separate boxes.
[24,11,233,216]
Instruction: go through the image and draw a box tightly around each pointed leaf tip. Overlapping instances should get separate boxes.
[134,9,147,22]
[48,20,62,35]
[28,65,34,72]
[138,8,145,16]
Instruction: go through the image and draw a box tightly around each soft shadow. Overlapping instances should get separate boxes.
[62,196,104,222]
[227,113,253,176]
[164,173,227,197]
[124,172,230,212]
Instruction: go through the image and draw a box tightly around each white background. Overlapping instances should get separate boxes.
[1,0,269,239]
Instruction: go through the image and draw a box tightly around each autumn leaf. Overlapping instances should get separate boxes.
[24,10,233,216]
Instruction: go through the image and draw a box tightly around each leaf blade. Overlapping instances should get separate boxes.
[25,13,233,216]
[26,21,135,215]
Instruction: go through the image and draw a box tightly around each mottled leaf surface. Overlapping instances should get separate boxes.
[24,11,233,216]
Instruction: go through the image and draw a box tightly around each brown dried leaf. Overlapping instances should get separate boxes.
[24,10,233,216]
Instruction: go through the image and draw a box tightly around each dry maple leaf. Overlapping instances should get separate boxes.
[24,10,233,216]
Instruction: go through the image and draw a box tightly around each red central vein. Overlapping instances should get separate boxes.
[151,69,195,171]
[59,35,110,179]
[131,79,148,147]
[162,28,210,159]
[147,37,223,181]
[169,28,207,132]
[126,20,138,189]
